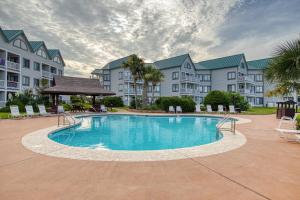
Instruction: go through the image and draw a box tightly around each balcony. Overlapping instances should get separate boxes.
[124,89,143,95]
[181,76,198,83]
[180,88,195,95]
[0,58,5,68]
[0,80,5,88]
[238,75,254,83]
[50,73,56,79]
[7,81,19,89]
[42,70,50,78]
[0,101,5,107]
[123,75,143,83]
[238,88,255,94]
[7,61,20,71]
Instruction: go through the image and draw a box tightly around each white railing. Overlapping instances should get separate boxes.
[238,76,254,83]
[42,70,50,78]
[0,80,5,88]
[238,88,254,94]
[0,101,5,107]
[124,89,143,95]
[7,61,20,71]
[180,88,194,94]
[7,81,19,89]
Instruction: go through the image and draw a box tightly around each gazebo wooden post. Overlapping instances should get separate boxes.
[92,95,96,106]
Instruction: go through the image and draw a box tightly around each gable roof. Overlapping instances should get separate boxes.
[196,54,245,70]
[43,76,115,96]
[154,54,189,70]
[247,58,272,70]
[0,28,34,52]
[102,55,133,70]
[29,41,44,52]
[48,49,66,66]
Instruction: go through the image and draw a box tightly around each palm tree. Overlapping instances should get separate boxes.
[265,38,300,103]
[142,65,156,106]
[148,67,164,104]
[122,54,145,109]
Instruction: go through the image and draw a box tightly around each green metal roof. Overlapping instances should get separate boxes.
[29,41,44,52]
[103,55,133,70]
[48,49,60,58]
[196,54,245,70]
[2,30,23,42]
[247,58,272,70]
[154,54,189,70]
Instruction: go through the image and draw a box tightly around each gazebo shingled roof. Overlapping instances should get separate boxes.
[43,76,115,96]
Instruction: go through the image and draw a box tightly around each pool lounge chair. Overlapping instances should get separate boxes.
[100,105,107,112]
[229,105,236,114]
[276,128,300,142]
[25,105,37,117]
[169,106,175,113]
[218,105,224,113]
[206,105,212,113]
[38,105,51,116]
[9,105,23,118]
[57,105,65,113]
[176,106,182,113]
[195,105,201,113]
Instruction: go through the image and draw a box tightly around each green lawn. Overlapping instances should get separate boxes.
[242,107,277,115]
[0,112,10,119]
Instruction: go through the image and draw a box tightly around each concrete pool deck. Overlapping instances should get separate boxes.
[0,114,300,199]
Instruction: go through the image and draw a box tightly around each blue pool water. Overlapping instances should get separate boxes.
[49,115,223,151]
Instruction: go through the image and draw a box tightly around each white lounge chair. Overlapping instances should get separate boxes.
[176,106,182,113]
[9,105,23,118]
[206,105,212,112]
[38,104,50,116]
[229,105,236,114]
[100,105,107,112]
[276,115,300,142]
[169,106,175,113]
[218,105,224,113]
[57,105,64,113]
[195,105,201,113]
[25,105,37,117]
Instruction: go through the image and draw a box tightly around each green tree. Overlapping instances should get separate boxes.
[122,55,145,109]
[148,68,164,104]
[265,39,300,103]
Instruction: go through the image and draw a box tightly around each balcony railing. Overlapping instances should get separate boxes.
[7,61,20,71]
[50,73,56,79]
[0,58,5,67]
[0,101,5,107]
[238,76,254,83]
[124,89,143,95]
[123,75,143,83]
[238,88,255,94]
[42,70,50,78]
[0,80,5,88]
[7,81,19,89]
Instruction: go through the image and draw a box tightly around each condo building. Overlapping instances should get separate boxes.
[92,53,285,106]
[0,28,65,107]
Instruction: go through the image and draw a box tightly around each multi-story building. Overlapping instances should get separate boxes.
[91,53,287,107]
[0,28,65,107]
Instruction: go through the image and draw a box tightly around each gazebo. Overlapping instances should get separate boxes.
[42,76,115,110]
[276,100,298,119]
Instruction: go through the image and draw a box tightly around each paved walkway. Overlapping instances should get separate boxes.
[0,114,299,200]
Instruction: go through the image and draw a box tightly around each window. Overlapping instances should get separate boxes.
[181,72,186,80]
[33,62,40,71]
[185,63,191,69]
[255,97,263,105]
[58,70,63,76]
[103,74,110,81]
[172,72,179,80]
[227,72,236,80]
[256,86,263,93]
[227,84,236,92]
[118,84,123,91]
[172,84,179,92]
[119,72,123,80]
[249,74,255,81]
[22,58,30,69]
[148,85,152,92]
[104,85,110,91]
[154,85,160,92]
[33,78,40,87]
[202,86,211,93]
[37,49,47,59]
[53,56,61,64]
[255,74,263,82]
[22,76,30,86]
[51,67,57,74]
[240,62,245,69]
[203,74,211,81]
[13,39,28,51]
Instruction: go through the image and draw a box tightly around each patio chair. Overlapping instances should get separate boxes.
[169,106,175,113]
[100,105,107,112]
[229,105,236,114]
[206,105,212,113]
[218,105,224,113]
[195,105,201,113]
[276,115,300,142]
[25,105,37,117]
[38,105,51,116]
[9,105,23,118]
[57,105,65,113]
[176,106,182,113]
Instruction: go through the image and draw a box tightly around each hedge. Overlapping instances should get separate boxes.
[101,96,124,107]
[155,96,196,112]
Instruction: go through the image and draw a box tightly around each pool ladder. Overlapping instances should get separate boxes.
[216,114,236,134]
[57,112,77,126]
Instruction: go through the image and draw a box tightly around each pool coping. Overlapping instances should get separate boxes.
[22,113,251,162]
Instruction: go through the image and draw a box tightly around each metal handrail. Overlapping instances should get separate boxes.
[57,112,76,126]
[216,114,236,134]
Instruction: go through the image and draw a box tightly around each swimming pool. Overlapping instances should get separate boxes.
[49,115,223,151]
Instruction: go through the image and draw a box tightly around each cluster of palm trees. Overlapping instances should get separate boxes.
[265,38,300,103]
[122,54,164,109]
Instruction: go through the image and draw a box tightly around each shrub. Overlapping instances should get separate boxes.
[155,96,196,112]
[227,92,249,111]
[101,96,124,107]
[203,91,230,111]
[296,115,300,130]
[130,96,142,109]
[62,103,72,111]
[142,104,160,110]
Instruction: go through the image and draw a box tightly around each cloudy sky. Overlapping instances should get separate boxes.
[0,0,299,77]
